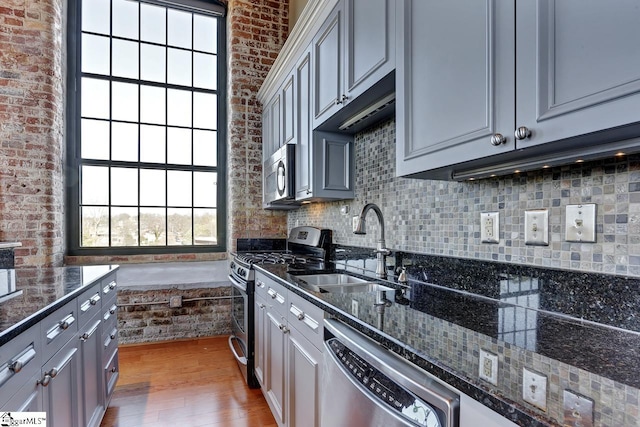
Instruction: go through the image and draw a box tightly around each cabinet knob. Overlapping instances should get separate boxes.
[9,360,23,373]
[515,126,532,140]
[278,324,290,334]
[39,374,52,387]
[111,366,117,373]
[490,133,506,146]
[297,312,305,321]
[258,303,266,309]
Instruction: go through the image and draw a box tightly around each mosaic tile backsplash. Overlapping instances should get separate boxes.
[288,118,640,278]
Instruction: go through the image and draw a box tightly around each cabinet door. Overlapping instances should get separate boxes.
[313,3,343,125]
[288,326,322,427]
[262,101,272,162]
[0,371,42,412]
[80,316,104,427]
[311,131,354,200]
[282,73,296,146]
[270,94,282,152]
[254,293,267,386]
[41,337,82,427]
[295,46,313,200]
[344,0,395,100]
[396,0,515,178]
[516,0,640,149]
[265,310,287,426]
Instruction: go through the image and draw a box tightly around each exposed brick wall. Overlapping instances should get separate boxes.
[0,0,65,267]
[117,287,232,344]
[226,0,290,253]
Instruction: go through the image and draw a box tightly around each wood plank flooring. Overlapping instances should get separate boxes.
[100,337,277,427]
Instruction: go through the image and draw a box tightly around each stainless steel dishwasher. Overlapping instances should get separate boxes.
[322,319,459,427]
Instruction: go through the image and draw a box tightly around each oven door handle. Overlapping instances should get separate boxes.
[228,336,248,366]
[228,275,247,293]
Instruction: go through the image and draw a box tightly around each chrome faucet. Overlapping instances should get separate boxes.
[353,203,391,279]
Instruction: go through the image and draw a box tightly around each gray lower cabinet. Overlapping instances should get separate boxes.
[41,335,83,427]
[255,271,324,427]
[0,271,118,427]
[397,0,640,180]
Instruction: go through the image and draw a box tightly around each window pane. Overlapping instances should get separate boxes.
[141,43,166,83]
[141,208,166,245]
[82,34,110,75]
[111,207,139,246]
[167,89,191,127]
[193,53,216,90]
[140,125,166,163]
[111,122,138,161]
[167,170,191,206]
[168,48,192,87]
[140,85,166,124]
[194,15,217,53]
[113,0,139,39]
[81,78,110,119]
[81,119,110,160]
[112,39,139,79]
[194,209,216,245]
[194,172,216,207]
[82,165,109,205]
[141,3,166,44]
[140,169,166,206]
[111,167,138,205]
[193,93,216,129]
[168,208,192,245]
[167,127,191,165]
[112,82,139,122]
[193,130,216,166]
[81,206,109,247]
[168,9,192,49]
[82,0,110,35]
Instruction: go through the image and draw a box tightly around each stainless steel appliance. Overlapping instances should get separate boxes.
[228,226,332,388]
[322,318,460,427]
[263,144,297,207]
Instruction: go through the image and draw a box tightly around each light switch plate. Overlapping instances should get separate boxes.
[524,209,549,246]
[565,204,596,243]
[523,367,547,411]
[563,390,594,427]
[479,349,498,385]
[480,212,499,243]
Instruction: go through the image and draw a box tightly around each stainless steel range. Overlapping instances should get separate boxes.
[228,226,332,388]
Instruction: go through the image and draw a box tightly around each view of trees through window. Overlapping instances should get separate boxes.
[74,0,224,250]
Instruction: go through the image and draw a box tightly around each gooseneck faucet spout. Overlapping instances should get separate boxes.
[354,203,390,278]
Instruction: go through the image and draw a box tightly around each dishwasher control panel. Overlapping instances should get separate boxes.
[327,337,444,427]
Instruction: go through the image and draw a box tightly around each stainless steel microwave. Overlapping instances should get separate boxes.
[263,144,297,207]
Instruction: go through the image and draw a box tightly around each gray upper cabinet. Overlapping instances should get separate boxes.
[313,0,395,127]
[396,0,514,179]
[295,46,313,201]
[397,0,640,180]
[309,131,354,201]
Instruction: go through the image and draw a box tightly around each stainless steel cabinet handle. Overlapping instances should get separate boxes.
[256,280,265,289]
[335,97,342,105]
[267,288,277,299]
[39,374,52,387]
[341,94,349,103]
[258,303,266,309]
[59,314,75,330]
[515,126,532,140]
[9,346,37,374]
[109,281,116,290]
[48,367,58,379]
[109,304,117,315]
[111,366,117,373]
[90,294,100,305]
[490,133,506,146]
[297,312,305,321]
[278,324,289,334]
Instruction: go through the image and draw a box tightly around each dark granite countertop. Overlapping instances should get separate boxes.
[0,265,119,346]
[254,247,640,427]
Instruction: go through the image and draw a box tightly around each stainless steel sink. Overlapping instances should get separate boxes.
[294,274,395,294]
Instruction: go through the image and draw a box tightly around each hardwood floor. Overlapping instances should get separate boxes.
[100,337,277,427]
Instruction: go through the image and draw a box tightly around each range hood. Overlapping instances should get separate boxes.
[316,71,395,135]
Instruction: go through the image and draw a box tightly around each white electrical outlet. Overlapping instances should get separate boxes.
[480,212,499,243]
[563,390,594,427]
[524,209,549,246]
[352,216,360,233]
[522,368,547,411]
[351,299,359,317]
[478,349,498,385]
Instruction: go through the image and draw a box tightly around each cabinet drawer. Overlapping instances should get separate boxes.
[104,348,119,403]
[288,291,324,351]
[0,323,41,405]
[100,276,117,306]
[77,283,102,327]
[102,302,118,335]
[0,371,42,411]
[41,299,78,361]
[102,326,118,359]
